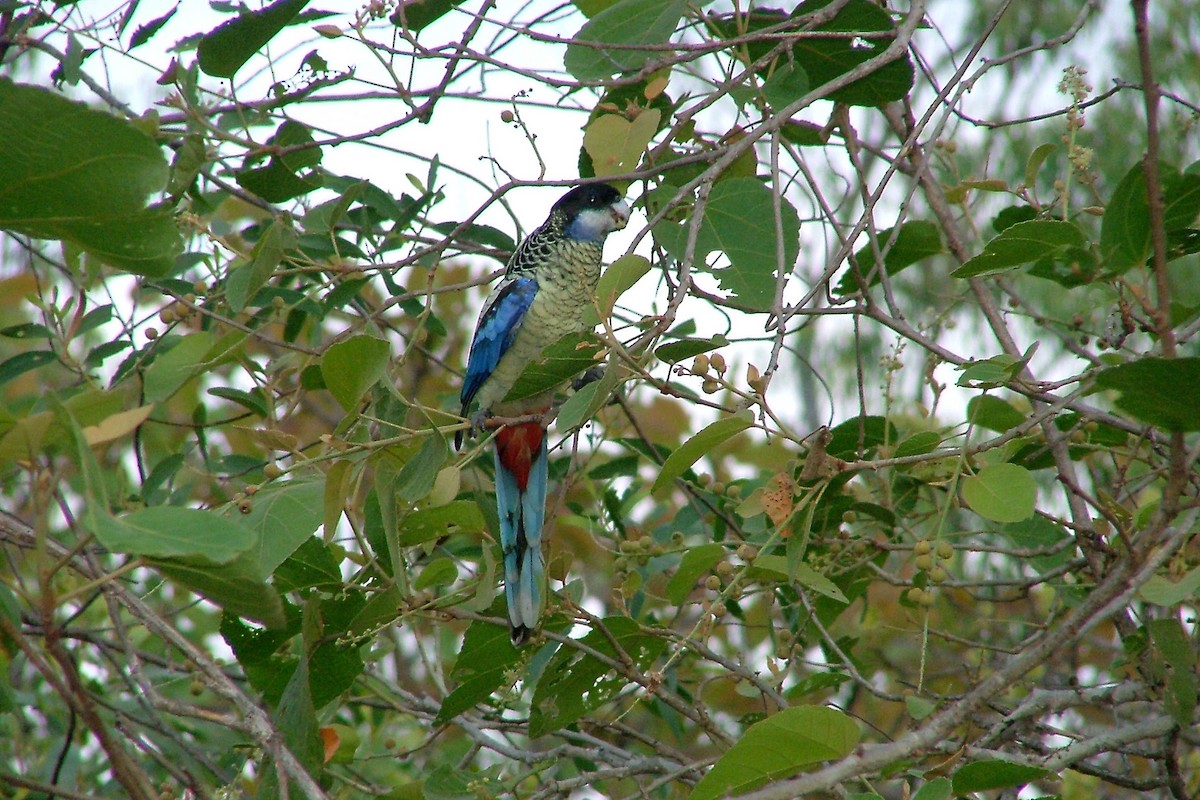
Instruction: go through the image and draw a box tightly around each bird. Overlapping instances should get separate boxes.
[457,182,630,645]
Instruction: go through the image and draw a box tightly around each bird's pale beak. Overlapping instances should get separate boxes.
[611,200,631,230]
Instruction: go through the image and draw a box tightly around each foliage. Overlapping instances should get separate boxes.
[1,1,1199,798]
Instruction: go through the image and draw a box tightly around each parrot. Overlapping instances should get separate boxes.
[456,182,630,645]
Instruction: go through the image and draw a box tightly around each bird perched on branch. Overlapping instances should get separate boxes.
[457,183,630,645]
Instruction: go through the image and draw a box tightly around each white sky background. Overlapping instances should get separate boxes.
[9,0,1150,442]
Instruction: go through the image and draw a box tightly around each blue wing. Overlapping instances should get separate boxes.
[459,276,538,416]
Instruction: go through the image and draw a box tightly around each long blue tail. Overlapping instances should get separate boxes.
[493,423,548,645]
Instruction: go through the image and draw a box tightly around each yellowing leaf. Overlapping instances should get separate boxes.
[82,405,154,446]
[584,110,660,177]
[644,74,669,100]
[761,471,796,526]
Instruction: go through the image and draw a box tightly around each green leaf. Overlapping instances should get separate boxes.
[911,777,953,800]
[399,500,485,546]
[654,334,729,364]
[1024,143,1058,190]
[197,0,310,78]
[530,617,666,737]
[59,403,109,530]
[750,556,848,603]
[707,1,913,107]
[321,335,390,413]
[0,322,51,340]
[1095,357,1200,431]
[785,671,850,700]
[503,332,603,402]
[1149,619,1198,727]
[1102,162,1153,272]
[837,221,944,294]
[149,554,285,628]
[961,463,1037,523]
[236,120,323,203]
[227,480,326,578]
[666,543,725,604]
[93,506,258,562]
[992,205,1038,234]
[273,537,343,592]
[0,351,56,387]
[654,178,801,310]
[689,706,859,800]
[1002,517,1074,575]
[968,394,1026,433]
[825,415,897,459]
[953,220,1086,278]
[762,61,810,112]
[791,563,849,604]
[556,376,604,433]
[346,585,403,638]
[143,332,217,403]
[268,653,324,791]
[389,0,467,30]
[129,5,178,49]
[951,760,1051,793]
[1139,565,1200,606]
[591,253,653,322]
[0,411,53,465]
[1101,162,1200,273]
[905,694,937,720]
[955,345,1037,390]
[436,615,522,724]
[791,0,914,106]
[1165,172,1200,229]
[226,219,295,312]
[207,386,268,417]
[893,430,942,458]
[564,0,685,81]
[77,304,114,336]
[395,434,450,503]
[556,363,619,432]
[414,558,459,591]
[0,79,180,276]
[652,414,753,493]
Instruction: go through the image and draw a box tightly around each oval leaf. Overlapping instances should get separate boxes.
[82,405,154,446]
[952,220,1084,278]
[227,479,326,577]
[666,543,725,605]
[653,415,753,493]
[321,335,390,413]
[0,79,181,276]
[1095,357,1200,431]
[961,463,1036,523]
[92,506,258,563]
[951,759,1050,793]
[143,332,217,403]
[689,706,859,800]
[197,0,311,78]
[564,0,685,81]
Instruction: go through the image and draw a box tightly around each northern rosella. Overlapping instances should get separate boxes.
[457,183,630,645]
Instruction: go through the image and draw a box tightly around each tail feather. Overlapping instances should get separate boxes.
[494,423,548,645]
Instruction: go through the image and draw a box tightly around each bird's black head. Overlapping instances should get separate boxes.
[552,182,623,216]
[551,183,629,242]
